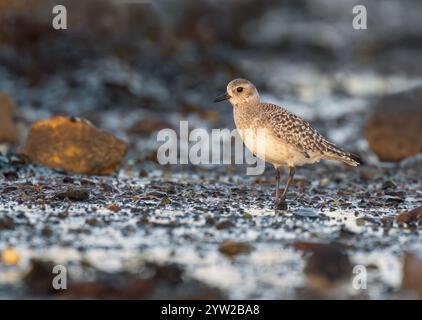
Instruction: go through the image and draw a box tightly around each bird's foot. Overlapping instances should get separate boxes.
[275,199,288,211]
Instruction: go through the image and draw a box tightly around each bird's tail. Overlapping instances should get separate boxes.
[323,142,361,167]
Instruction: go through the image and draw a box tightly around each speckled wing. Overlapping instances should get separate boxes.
[258,103,332,158]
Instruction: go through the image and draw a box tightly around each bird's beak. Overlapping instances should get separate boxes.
[213,92,230,103]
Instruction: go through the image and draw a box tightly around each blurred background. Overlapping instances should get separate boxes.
[1,0,422,300]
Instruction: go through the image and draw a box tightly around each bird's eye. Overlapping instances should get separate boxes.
[236,87,243,93]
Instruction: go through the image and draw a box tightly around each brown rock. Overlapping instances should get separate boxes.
[23,259,57,295]
[293,240,326,251]
[60,262,223,300]
[365,87,422,162]
[401,252,422,298]
[215,220,234,230]
[409,206,422,221]
[128,118,173,136]
[303,244,352,291]
[21,116,127,175]
[397,206,422,223]
[0,216,15,230]
[160,196,172,206]
[106,204,121,212]
[181,102,219,123]
[54,187,90,202]
[396,211,411,223]
[0,93,19,144]
[218,240,253,257]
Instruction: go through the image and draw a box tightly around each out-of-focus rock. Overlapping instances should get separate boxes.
[303,244,352,291]
[0,93,19,144]
[396,211,411,223]
[1,247,20,265]
[293,240,352,285]
[106,204,121,212]
[401,252,422,298]
[0,215,15,230]
[396,206,422,223]
[60,262,223,299]
[3,170,19,181]
[0,0,28,12]
[54,187,90,202]
[181,102,220,123]
[215,220,234,230]
[365,87,422,162]
[293,240,326,251]
[218,240,253,257]
[127,118,173,136]
[23,259,57,295]
[21,116,127,175]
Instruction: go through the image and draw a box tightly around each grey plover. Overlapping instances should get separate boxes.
[214,78,360,209]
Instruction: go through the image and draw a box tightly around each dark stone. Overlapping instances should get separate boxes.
[366,87,422,162]
[54,187,90,201]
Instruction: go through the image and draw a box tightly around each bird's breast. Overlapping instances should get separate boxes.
[237,127,321,167]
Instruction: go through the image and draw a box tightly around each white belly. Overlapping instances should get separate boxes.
[237,127,321,167]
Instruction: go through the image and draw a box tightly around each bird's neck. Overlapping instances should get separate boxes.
[233,102,260,129]
[231,99,260,109]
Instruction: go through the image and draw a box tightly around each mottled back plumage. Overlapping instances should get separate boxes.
[257,103,360,166]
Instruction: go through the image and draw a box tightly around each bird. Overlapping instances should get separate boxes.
[213,78,360,209]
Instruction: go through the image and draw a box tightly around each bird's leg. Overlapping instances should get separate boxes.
[275,167,288,210]
[275,167,281,201]
[280,166,296,203]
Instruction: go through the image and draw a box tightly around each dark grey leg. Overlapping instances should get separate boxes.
[280,166,295,202]
[274,167,287,210]
[275,167,281,201]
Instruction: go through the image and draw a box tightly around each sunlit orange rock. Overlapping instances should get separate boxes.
[1,248,20,265]
[21,116,127,175]
[127,118,174,136]
[0,93,19,144]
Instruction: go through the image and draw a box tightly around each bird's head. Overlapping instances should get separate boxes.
[213,78,260,107]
